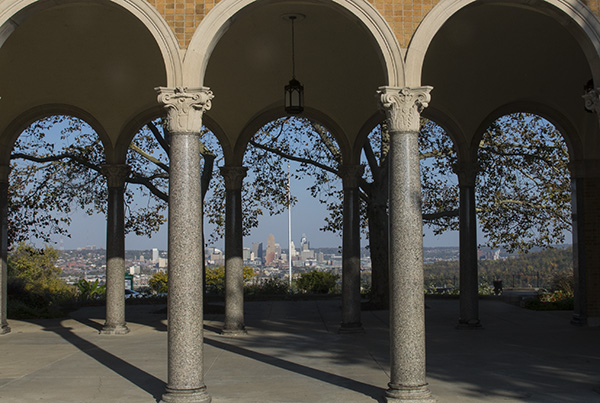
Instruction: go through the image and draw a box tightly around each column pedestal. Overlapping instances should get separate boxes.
[101,164,130,335]
[454,163,482,330]
[221,166,247,336]
[158,87,213,403]
[380,86,436,403]
[339,165,363,333]
[0,167,10,335]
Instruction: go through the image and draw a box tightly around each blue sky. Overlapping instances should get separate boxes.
[48,172,460,251]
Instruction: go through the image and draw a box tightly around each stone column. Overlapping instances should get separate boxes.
[339,164,364,333]
[157,87,213,403]
[100,164,130,335]
[0,166,10,335]
[221,166,247,335]
[453,162,481,329]
[379,86,435,403]
[569,158,600,327]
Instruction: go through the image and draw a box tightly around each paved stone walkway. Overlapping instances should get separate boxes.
[0,298,598,402]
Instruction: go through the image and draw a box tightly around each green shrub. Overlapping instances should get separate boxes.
[245,278,289,295]
[76,279,106,301]
[149,271,168,294]
[295,270,339,294]
[524,290,574,311]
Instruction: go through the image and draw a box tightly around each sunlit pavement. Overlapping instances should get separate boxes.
[0,298,598,402]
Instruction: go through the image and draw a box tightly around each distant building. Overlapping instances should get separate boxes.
[152,248,159,263]
[243,247,250,261]
[266,234,276,265]
[252,242,263,263]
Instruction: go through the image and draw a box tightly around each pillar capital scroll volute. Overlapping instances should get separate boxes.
[156,87,214,135]
[220,166,248,190]
[583,88,600,115]
[378,86,433,133]
[338,164,364,189]
[101,164,130,188]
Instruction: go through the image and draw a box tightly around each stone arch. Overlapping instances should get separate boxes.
[471,101,583,163]
[115,107,232,165]
[405,0,600,87]
[0,0,182,86]
[231,105,351,167]
[353,107,468,164]
[183,0,405,87]
[0,104,110,164]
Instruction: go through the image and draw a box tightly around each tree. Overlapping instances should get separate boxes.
[149,270,169,294]
[7,243,75,316]
[9,113,571,309]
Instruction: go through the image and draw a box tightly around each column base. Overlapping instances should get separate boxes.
[221,325,247,336]
[100,324,130,335]
[456,319,482,330]
[0,324,10,335]
[161,386,211,403]
[338,322,364,334]
[385,383,436,402]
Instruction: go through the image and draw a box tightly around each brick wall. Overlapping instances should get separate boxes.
[146,0,600,50]
[368,0,440,48]
[146,0,222,48]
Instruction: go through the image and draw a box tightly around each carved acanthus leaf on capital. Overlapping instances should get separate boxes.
[156,87,214,135]
[452,162,479,187]
[338,165,364,189]
[101,164,130,188]
[378,86,432,133]
[220,166,248,190]
[583,88,600,114]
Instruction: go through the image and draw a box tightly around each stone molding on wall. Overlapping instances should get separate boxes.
[378,86,432,133]
[156,86,213,134]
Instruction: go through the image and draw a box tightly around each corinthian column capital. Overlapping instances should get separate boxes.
[452,161,479,187]
[156,87,214,135]
[378,86,432,133]
[338,164,364,189]
[101,164,130,188]
[583,88,600,114]
[220,166,247,190]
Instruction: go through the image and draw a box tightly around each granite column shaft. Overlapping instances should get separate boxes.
[340,164,363,332]
[221,166,247,335]
[455,163,481,328]
[0,166,10,335]
[379,86,435,402]
[158,87,213,403]
[101,164,130,335]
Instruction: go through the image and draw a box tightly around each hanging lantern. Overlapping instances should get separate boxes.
[284,15,304,114]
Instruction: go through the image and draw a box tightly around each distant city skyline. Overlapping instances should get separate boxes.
[39,199,462,251]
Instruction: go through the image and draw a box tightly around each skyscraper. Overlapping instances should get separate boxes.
[252,242,263,263]
[266,234,276,265]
